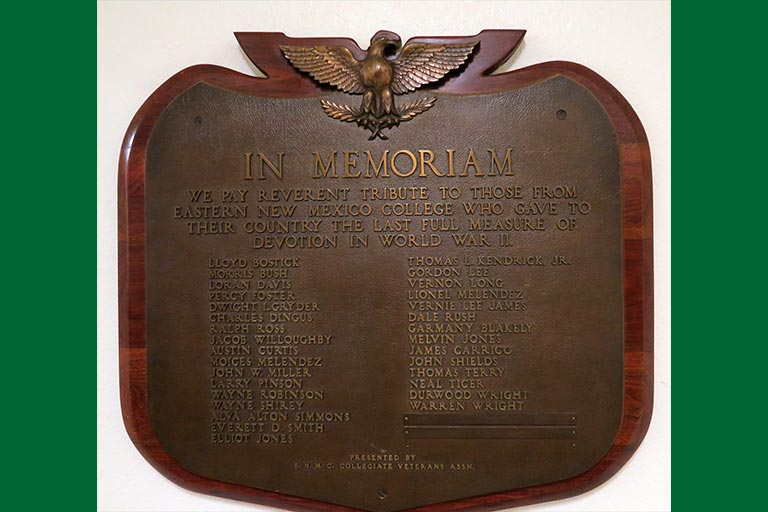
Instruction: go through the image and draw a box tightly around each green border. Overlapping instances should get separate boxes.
[673,2,762,510]
[3,1,94,509]
[10,0,759,509]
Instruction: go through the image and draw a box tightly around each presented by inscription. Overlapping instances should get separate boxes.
[121,29,652,512]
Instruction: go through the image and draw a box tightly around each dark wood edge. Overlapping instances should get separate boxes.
[118,31,653,512]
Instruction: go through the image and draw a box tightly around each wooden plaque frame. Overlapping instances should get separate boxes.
[118,30,653,511]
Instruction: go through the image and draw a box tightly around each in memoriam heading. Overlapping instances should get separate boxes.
[243,148,516,180]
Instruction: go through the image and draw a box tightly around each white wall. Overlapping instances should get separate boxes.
[97,1,670,511]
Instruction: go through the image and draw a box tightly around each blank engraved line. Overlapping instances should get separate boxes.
[402,413,577,426]
[405,425,578,429]
[403,425,577,439]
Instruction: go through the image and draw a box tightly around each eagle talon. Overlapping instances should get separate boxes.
[368,126,389,140]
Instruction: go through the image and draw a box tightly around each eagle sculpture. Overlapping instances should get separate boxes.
[281,31,478,139]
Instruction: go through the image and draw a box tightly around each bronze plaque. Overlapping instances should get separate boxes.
[120,30,653,512]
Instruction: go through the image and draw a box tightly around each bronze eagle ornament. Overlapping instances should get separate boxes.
[281,31,478,140]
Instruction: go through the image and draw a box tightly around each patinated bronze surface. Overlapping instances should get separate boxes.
[120,30,653,512]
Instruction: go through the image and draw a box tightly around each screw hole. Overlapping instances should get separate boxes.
[378,489,388,499]
[556,109,567,120]
[194,116,204,126]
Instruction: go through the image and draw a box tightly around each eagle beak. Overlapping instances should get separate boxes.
[384,38,401,57]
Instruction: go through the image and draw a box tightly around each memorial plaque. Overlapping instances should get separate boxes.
[119,30,653,511]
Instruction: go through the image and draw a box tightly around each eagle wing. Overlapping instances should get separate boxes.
[280,45,365,94]
[391,41,478,95]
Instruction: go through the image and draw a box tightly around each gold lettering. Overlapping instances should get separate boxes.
[391,150,418,177]
[243,152,253,180]
[313,152,337,178]
[460,149,482,177]
[255,152,284,180]
[488,148,513,176]
[343,150,360,178]
[306,149,516,179]
[446,149,456,177]
[364,150,390,177]
[419,150,444,177]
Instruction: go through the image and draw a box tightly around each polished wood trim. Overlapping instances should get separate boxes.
[118,30,653,512]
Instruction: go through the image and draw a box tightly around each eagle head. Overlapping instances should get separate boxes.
[370,30,402,56]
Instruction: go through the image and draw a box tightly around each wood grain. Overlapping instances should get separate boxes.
[118,30,653,512]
